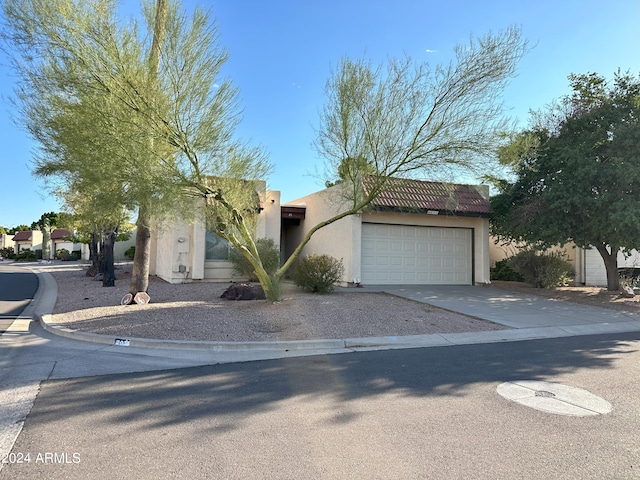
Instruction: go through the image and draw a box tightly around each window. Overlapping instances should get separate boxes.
[205,229,230,260]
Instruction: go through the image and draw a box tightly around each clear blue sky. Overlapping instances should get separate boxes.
[1,0,638,228]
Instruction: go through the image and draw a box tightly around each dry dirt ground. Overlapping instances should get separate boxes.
[43,263,508,342]
[41,264,639,343]
[489,280,640,312]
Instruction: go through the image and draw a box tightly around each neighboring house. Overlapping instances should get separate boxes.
[78,230,137,261]
[12,230,43,254]
[490,239,640,286]
[577,247,640,286]
[50,229,77,257]
[0,233,15,252]
[149,178,492,286]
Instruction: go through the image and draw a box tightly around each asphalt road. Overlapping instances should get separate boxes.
[2,331,639,480]
[0,265,38,333]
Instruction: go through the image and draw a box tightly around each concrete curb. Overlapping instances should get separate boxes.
[38,315,348,351]
[37,311,640,353]
[27,266,640,354]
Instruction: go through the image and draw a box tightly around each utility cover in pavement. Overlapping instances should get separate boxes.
[497,380,612,416]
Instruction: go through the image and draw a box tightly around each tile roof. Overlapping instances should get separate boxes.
[362,176,490,216]
[51,229,71,240]
[12,231,32,241]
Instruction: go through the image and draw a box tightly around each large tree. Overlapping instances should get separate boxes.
[3,0,269,300]
[491,71,640,291]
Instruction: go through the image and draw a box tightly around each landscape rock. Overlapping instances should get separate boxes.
[620,285,635,298]
[220,283,266,301]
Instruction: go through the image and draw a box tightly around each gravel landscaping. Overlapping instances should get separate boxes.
[39,262,508,342]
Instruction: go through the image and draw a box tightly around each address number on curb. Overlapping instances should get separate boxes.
[114,338,130,347]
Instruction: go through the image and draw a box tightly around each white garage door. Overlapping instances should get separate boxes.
[361,223,473,285]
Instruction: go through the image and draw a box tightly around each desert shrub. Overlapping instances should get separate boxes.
[229,238,280,281]
[490,259,525,282]
[15,249,37,261]
[292,253,344,293]
[0,247,14,259]
[507,250,574,288]
[55,248,71,261]
[124,246,136,260]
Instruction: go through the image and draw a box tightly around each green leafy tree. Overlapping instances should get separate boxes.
[491,71,640,291]
[3,0,269,299]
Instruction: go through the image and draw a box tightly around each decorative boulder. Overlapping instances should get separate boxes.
[220,283,266,301]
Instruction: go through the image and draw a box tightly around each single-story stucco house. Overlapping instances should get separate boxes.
[50,229,78,256]
[12,230,43,254]
[0,233,15,251]
[150,178,491,286]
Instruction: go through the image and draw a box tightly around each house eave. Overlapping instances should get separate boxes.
[370,205,490,218]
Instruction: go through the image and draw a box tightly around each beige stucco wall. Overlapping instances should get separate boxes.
[489,238,577,266]
[152,190,282,284]
[488,238,640,286]
[0,234,15,251]
[13,230,43,253]
[284,186,360,284]
[286,185,491,285]
[489,238,581,282]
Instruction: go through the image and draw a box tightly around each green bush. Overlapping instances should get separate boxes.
[507,250,574,288]
[124,246,136,260]
[490,259,525,282]
[15,249,37,262]
[55,248,71,261]
[0,247,14,259]
[292,253,344,293]
[229,238,280,281]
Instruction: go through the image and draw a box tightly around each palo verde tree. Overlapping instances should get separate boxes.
[3,0,269,300]
[199,27,528,300]
[269,28,528,274]
[491,71,640,291]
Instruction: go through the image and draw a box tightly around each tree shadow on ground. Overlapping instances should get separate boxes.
[23,331,640,434]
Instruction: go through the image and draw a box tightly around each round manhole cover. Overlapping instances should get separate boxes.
[497,380,612,416]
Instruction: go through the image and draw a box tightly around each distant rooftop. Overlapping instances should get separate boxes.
[12,231,32,241]
[51,229,71,240]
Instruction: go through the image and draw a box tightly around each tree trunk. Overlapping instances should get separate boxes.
[98,233,106,274]
[89,230,99,270]
[129,210,151,296]
[42,226,51,260]
[102,229,116,287]
[595,243,620,291]
[124,0,167,303]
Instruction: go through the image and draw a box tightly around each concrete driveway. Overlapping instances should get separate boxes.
[371,284,640,329]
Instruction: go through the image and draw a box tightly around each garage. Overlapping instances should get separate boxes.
[361,223,473,285]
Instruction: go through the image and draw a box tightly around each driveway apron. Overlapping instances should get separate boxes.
[378,285,639,329]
